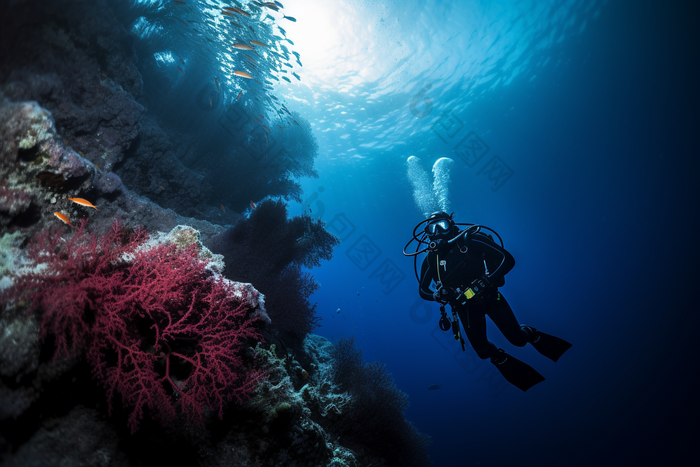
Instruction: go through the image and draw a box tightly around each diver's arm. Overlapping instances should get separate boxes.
[471,236,515,284]
[418,256,437,301]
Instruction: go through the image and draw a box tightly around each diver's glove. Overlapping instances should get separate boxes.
[464,276,490,300]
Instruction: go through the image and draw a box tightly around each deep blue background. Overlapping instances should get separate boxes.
[298,1,699,466]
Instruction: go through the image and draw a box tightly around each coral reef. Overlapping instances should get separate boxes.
[0,324,364,467]
[196,334,359,467]
[0,0,431,465]
[2,223,267,433]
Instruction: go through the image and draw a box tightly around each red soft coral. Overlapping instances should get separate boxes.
[4,222,264,433]
[6,220,146,358]
[89,243,264,431]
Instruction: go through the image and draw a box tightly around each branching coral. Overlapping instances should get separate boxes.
[2,221,265,433]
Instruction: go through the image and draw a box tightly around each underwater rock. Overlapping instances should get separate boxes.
[1,405,127,467]
[0,95,225,241]
[0,0,144,172]
[0,312,41,421]
[0,96,94,232]
[0,230,24,284]
[0,98,55,162]
[0,187,32,217]
[94,170,123,195]
[113,115,225,223]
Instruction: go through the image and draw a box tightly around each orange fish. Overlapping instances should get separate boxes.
[251,41,267,47]
[222,10,234,16]
[68,197,98,210]
[54,212,73,228]
[220,204,226,213]
[263,125,271,132]
[250,201,256,210]
[159,185,165,190]
[233,43,254,50]
[236,90,243,99]
[234,71,253,79]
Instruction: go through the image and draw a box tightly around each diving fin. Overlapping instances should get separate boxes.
[526,327,572,362]
[490,350,545,392]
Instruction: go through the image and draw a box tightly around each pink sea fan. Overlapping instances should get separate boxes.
[88,242,264,431]
[4,220,146,359]
[3,221,265,432]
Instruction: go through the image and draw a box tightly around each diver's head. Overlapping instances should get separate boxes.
[424,211,456,241]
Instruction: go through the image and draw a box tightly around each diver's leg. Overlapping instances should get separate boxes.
[485,291,529,347]
[486,291,571,360]
[458,301,544,391]
[456,304,498,360]
[486,291,572,361]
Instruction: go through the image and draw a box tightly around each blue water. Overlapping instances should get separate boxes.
[288,1,698,465]
[130,0,698,465]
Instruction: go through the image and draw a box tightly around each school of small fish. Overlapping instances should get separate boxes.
[159,0,302,130]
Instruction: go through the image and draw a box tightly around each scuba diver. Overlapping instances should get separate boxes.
[404,212,571,391]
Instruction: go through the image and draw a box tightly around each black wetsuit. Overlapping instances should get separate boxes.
[418,230,527,360]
